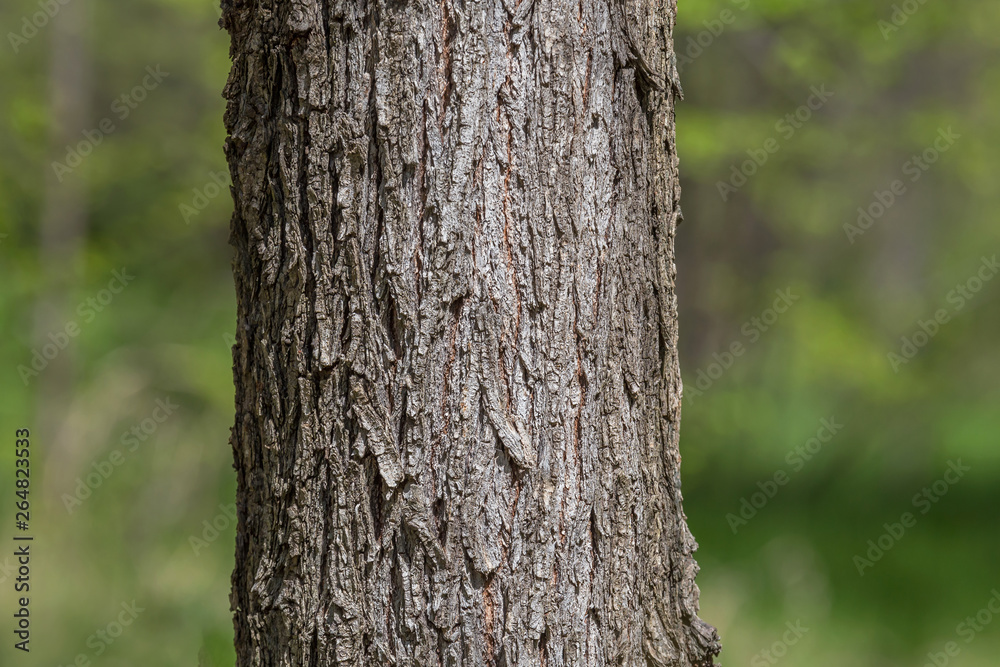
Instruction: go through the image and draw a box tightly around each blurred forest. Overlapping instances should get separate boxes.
[1,0,997,665]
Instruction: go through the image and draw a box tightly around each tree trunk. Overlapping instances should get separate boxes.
[221,0,719,664]
[36,0,89,459]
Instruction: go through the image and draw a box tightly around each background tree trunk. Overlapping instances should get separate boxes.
[37,0,89,466]
[222,0,719,663]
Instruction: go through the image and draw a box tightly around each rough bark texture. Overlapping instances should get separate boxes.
[222,0,720,664]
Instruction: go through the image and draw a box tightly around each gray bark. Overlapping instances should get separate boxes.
[221,0,719,664]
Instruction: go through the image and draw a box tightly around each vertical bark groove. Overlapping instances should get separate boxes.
[223,0,720,663]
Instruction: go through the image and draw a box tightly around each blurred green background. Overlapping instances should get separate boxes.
[0,0,996,665]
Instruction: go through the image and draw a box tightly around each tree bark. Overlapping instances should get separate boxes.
[222,0,719,664]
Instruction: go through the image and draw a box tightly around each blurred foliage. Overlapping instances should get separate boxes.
[0,0,996,664]
[675,0,1000,665]
[1,0,235,664]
